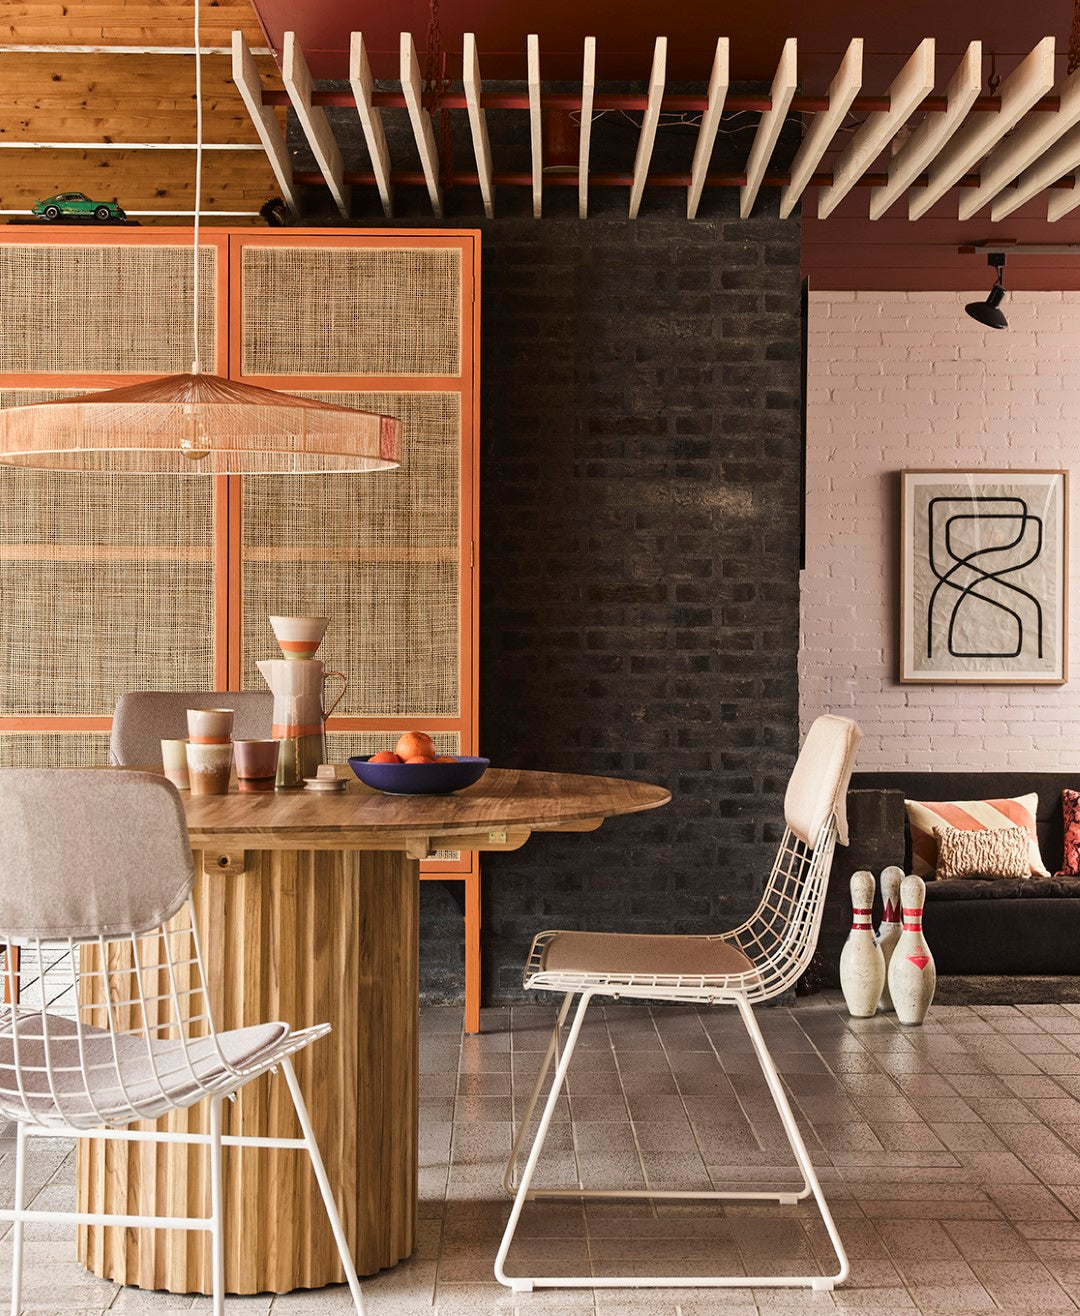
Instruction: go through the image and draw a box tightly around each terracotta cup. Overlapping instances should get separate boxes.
[269,615,330,661]
[187,707,235,744]
[161,738,190,790]
[234,738,280,793]
[186,742,233,796]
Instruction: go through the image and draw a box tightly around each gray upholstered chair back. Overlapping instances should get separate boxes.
[0,768,194,941]
[111,690,274,767]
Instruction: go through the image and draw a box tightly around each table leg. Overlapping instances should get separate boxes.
[76,846,419,1293]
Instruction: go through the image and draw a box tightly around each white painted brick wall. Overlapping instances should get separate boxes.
[801,289,1080,770]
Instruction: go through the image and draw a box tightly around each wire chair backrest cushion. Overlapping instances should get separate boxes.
[0,769,194,941]
[111,690,274,767]
[784,715,861,848]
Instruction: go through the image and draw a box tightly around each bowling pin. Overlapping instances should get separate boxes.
[875,866,904,1013]
[887,874,936,1026]
[840,870,886,1018]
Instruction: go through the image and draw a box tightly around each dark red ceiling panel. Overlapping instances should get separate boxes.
[250,0,1075,82]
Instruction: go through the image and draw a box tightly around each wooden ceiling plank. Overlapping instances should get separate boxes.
[779,37,861,219]
[349,32,393,218]
[528,33,542,218]
[231,30,299,214]
[579,35,596,219]
[687,38,729,220]
[400,30,443,217]
[999,123,1080,219]
[282,30,349,217]
[740,37,796,218]
[463,31,494,218]
[817,37,935,220]
[961,59,1080,219]
[869,41,980,221]
[628,36,667,219]
[908,36,1055,221]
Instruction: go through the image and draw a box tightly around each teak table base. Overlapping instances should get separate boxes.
[76,846,419,1294]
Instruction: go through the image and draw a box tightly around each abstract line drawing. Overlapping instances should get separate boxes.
[900,471,1067,685]
[926,496,1043,660]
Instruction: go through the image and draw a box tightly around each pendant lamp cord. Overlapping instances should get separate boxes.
[191,0,203,375]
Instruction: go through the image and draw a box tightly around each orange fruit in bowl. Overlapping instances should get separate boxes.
[405,754,435,764]
[368,750,401,764]
[434,755,457,763]
[395,731,436,761]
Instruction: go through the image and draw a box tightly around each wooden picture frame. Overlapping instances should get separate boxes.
[900,469,1068,685]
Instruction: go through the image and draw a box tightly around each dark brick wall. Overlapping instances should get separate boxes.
[285,90,804,1003]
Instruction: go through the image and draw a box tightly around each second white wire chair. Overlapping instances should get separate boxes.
[0,767,365,1316]
[496,713,862,1294]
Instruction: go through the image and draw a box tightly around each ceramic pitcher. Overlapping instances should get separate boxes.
[256,658,347,788]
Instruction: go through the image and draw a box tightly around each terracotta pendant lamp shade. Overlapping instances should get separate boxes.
[0,371,402,475]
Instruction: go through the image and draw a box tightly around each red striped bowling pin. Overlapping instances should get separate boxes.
[875,866,904,1013]
[887,874,936,1026]
[840,870,886,1018]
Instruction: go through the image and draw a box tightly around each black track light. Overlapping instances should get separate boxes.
[965,253,1008,329]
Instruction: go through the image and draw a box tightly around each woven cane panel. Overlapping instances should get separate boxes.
[0,470,215,715]
[327,731,462,863]
[0,733,110,767]
[0,244,215,375]
[241,392,460,719]
[240,245,461,378]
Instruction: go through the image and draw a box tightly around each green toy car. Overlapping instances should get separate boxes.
[32,192,126,222]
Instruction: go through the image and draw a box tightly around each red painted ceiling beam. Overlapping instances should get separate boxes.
[265,89,1063,115]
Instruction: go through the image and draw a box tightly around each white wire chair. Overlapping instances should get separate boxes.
[0,767,365,1316]
[496,713,862,1295]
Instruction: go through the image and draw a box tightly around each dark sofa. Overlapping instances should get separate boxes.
[820,773,1080,983]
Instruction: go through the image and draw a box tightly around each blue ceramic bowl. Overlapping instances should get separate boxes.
[348,754,490,796]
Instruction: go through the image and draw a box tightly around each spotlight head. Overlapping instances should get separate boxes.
[965,252,1008,328]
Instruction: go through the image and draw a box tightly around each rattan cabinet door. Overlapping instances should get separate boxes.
[232,233,478,872]
[0,232,228,766]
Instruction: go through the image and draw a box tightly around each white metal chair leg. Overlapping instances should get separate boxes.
[496,990,594,1292]
[503,991,573,1194]
[9,1122,25,1316]
[281,1057,366,1315]
[735,995,849,1290]
[495,993,849,1291]
[209,1096,224,1316]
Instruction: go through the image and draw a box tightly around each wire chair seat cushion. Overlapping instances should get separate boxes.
[524,929,761,996]
[0,1011,325,1127]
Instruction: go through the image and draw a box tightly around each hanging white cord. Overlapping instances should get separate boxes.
[191,0,203,375]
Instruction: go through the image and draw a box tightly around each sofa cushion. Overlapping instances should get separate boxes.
[934,823,1031,880]
[905,793,1050,879]
[925,876,1080,901]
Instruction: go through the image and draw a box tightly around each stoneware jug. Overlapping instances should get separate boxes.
[257,658,347,788]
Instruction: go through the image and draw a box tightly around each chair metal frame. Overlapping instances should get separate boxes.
[0,901,366,1316]
[495,820,850,1294]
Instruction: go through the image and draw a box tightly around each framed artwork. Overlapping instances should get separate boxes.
[900,469,1068,685]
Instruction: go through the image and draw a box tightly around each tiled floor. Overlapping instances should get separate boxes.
[8,991,1080,1313]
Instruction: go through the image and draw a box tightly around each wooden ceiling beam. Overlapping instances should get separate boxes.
[349,33,393,218]
[282,31,348,217]
[628,36,667,219]
[400,30,443,217]
[231,30,298,214]
[527,34,542,218]
[779,37,861,220]
[578,36,596,219]
[687,38,728,220]
[462,32,494,219]
[740,37,796,218]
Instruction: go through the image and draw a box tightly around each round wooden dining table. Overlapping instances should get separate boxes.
[75,766,670,1296]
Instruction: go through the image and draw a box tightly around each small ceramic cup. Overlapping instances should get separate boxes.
[161,738,190,790]
[234,738,280,793]
[269,615,330,661]
[187,707,235,744]
[186,741,234,796]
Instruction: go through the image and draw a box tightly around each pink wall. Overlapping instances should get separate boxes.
[801,290,1080,770]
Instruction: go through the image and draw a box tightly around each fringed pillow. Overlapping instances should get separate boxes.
[933,823,1031,880]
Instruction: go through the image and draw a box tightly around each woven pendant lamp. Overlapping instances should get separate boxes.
[0,3,402,477]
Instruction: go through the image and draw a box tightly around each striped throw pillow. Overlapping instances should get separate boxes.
[904,793,1049,880]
